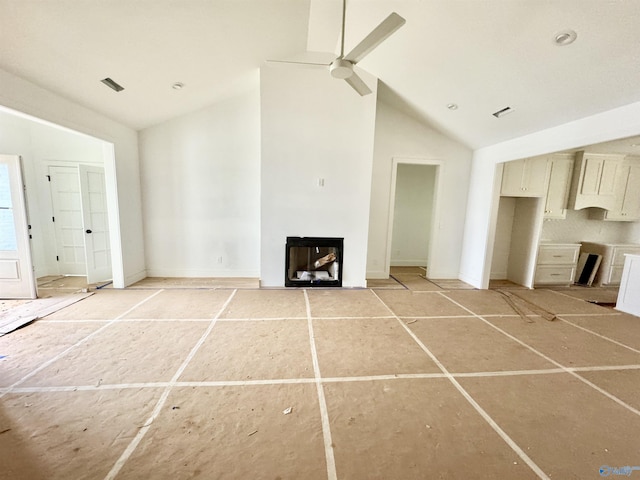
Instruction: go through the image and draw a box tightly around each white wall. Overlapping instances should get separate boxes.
[390,164,435,266]
[366,100,472,279]
[139,80,261,277]
[0,68,144,287]
[490,196,516,279]
[260,66,377,287]
[507,197,544,287]
[460,101,640,289]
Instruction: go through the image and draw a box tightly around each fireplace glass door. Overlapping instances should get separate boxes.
[285,237,343,287]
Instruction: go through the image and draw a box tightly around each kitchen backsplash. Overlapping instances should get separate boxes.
[541,208,640,244]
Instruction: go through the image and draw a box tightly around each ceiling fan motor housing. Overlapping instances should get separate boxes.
[330,59,354,79]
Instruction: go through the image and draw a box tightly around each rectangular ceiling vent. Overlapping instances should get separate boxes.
[101,77,124,92]
[492,106,513,118]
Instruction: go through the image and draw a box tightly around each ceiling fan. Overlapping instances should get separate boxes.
[268,1,405,96]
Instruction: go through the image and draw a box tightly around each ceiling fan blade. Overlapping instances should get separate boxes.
[344,72,372,96]
[266,59,331,70]
[266,51,336,67]
[343,12,405,64]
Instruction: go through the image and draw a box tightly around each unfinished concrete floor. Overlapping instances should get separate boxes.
[1,280,639,479]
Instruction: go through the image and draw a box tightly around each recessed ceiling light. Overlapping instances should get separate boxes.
[554,29,577,46]
[172,82,184,90]
[447,103,458,110]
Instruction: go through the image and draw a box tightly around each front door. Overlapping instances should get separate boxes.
[0,155,36,299]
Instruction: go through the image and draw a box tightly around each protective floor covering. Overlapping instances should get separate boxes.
[1,286,639,479]
[0,293,93,336]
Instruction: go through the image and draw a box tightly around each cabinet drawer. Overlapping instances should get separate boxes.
[612,247,640,266]
[537,246,580,265]
[535,266,576,284]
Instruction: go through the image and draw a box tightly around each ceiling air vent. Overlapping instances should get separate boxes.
[101,77,124,92]
[492,106,513,118]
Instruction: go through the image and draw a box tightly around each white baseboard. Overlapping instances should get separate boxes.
[390,259,428,267]
[146,268,259,278]
[122,269,146,288]
[366,270,389,279]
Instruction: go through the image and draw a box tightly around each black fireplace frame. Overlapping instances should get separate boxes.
[285,236,344,287]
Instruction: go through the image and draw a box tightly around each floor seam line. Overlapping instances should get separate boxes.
[0,289,165,400]
[371,290,550,480]
[557,316,640,354]
[103,289,238,480]
[304,289,338,480]
[14,365,640,394]
[438,292,640,418]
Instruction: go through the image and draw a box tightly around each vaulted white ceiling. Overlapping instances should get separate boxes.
[1,0,640,150]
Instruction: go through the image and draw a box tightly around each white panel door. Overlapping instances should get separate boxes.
[0,155,36,299]
[49,166,86,275]
[79,164,111,283]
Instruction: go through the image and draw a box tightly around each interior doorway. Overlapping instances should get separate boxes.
[490,195,545,288]
[0,105,121,299]
[386,160,440,277]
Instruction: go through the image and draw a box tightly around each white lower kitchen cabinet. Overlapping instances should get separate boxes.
[534,243,581,286]
[616,254,640,316]
[580,242,640,286]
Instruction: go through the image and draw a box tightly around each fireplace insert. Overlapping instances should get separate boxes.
[285,237,343,287]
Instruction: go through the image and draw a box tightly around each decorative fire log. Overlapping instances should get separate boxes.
[314,252,336,269]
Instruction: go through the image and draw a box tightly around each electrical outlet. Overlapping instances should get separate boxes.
[217,256,223,264]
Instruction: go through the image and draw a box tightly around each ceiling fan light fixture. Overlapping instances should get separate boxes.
[447,103,458,110]
[172,82,185,90]
[554,29,577,46]
[265,1,404,97]
[330,59,354,79]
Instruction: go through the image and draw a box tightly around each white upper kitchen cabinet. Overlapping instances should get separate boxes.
[567,151,623,210]
[590,158,640,221]
[543,154,574,219]
[501,156,550,197]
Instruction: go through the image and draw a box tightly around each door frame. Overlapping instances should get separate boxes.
[385,157,443,278]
